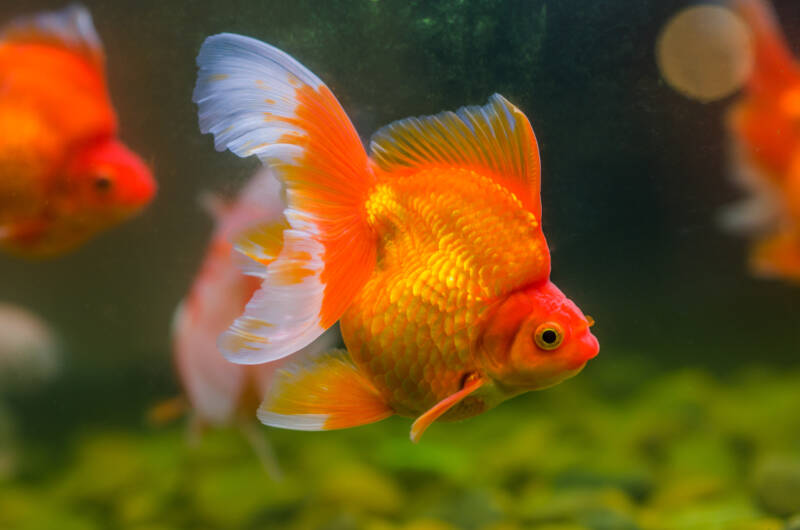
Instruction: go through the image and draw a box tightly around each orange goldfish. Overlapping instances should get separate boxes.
[170,167,338,471]
[193,34,599,442]
[0,5,155,259]
[723,0,800,280]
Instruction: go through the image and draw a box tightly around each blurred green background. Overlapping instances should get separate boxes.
[0,0,799,528]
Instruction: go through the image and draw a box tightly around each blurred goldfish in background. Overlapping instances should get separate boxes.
[0,5,155,259]
[194,34,599,442]
[657,0,800,282]
[722,0,800,281]
[0,302,59,481]
[167,167,337,474]
[0,302,59,393]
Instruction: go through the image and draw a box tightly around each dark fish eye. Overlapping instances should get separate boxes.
[94,174,113,192]
[534,323,564,351]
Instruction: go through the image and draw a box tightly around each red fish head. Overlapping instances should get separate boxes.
[481,281,599,392]
[67,138,156,218]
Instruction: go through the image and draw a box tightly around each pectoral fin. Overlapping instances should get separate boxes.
[410,374,485,443]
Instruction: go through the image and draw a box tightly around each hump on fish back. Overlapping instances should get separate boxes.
[0,4,104,69]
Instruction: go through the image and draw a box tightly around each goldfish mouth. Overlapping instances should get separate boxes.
[574,331,600,366]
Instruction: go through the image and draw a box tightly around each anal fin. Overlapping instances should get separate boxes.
[258,349,392,431]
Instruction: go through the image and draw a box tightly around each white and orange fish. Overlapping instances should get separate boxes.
[658,0,800,281]
[193,34,598,442]
[722,0,800,281]
[168,167,337,472]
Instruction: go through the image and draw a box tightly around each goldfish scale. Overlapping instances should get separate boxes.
[389,281,404,304]
[414,324,431,350]
[453,330,470,353]
[369,316,386,336]
[407,361,423,382]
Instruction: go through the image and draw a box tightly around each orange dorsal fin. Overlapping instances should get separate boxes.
[409,374,485,443]
[195,34,377,365]
[0,5,104,70]
[730,0,800,93]
[369,94,542,219]
[258,349,392,431]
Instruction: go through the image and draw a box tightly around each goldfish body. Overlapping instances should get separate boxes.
[0,5,155,258]
[194,34,599,441]
[723,0,800,281]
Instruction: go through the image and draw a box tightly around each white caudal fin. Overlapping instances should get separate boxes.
[194,34,377,365]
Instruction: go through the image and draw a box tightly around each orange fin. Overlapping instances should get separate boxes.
[195,34,377,365]
[0,5,104,69]
[750,231,800,281]
[729,0,800,92]
[257,349,392,431]
[410,374,485,443]
[369,94,542,218]
[146,396,188,427]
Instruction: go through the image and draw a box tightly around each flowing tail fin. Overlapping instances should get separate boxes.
[729,0,800,94]
[193,34,376,364]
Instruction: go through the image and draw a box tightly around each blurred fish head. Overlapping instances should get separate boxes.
[482,281,598,393]
[67,138,156,220]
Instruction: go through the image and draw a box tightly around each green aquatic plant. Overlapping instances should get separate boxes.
[2,363,800,529]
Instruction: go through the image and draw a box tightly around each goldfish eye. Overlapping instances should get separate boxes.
[93,174,113,192]
[534,323,564,351]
